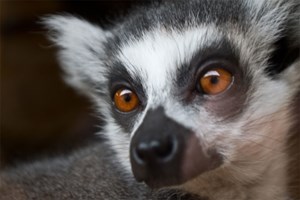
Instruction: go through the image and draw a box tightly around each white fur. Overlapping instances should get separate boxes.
[118,26,219,95]
[44,15,112,93]
[118,25,221,133]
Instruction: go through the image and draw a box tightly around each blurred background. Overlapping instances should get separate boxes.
[0,0,150,168]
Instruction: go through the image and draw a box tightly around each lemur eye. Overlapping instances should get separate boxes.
[199,68,233,95]
[114,88,140,112]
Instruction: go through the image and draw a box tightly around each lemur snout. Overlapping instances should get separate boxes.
[130,107,223,188]
[133,134,178,165]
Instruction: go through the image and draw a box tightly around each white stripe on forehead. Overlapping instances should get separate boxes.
[117,25,220,107]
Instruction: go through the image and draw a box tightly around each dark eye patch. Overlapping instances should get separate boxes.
[107,62,147,133]
[175,37,239,98]
[174,37,251,122]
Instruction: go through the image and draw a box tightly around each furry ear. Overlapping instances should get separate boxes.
[43,15,112,93]
[262,1,300,76]
[244,0,299,76]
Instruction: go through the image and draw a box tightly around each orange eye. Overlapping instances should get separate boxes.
[199,68,233,95]
[114,88,140,112]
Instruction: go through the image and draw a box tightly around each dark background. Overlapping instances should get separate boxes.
[0,0,150,168]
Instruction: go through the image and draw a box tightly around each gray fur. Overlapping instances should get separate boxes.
[0,142,200,200]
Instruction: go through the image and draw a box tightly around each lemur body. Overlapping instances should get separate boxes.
[1,0,300,199]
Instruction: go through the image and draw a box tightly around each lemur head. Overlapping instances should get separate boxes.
[45,0,299,191]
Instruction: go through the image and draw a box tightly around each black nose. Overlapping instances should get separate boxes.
[130,107,223,188]
[130,107,188,187]
[133,135,177,165]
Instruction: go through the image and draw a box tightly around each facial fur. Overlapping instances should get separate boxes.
[44,0,300,199]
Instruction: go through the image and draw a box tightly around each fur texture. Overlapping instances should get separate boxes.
[1,0,299,199]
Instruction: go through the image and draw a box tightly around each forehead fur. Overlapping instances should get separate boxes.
[108,0,295,49]
[108,0,292,106]
[117,26,221,103]
[103,0,297,91]
[44,0,298,97]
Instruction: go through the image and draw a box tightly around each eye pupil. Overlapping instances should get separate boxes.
[124,94,132,102]
[210,76,219,85]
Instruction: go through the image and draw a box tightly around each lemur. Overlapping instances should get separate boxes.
[1,0,299,199]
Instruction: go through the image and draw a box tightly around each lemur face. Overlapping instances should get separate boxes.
[45,0,299,191]
[115,28,247,187]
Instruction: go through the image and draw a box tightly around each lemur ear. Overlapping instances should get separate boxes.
[265,3,300,76]
[43,15,112,93]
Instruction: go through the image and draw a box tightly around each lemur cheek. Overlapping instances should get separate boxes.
[181,134,224,183]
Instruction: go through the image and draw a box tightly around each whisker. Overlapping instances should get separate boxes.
[242,117,287,130]
[242,108,288,126]
[245,133,284,144]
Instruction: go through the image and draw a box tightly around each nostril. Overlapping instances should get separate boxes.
[133,136,178,165]
[134,142,150,164]
[153,137,174,160]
